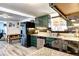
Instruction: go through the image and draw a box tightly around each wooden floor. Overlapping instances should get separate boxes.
[0,41,38,56]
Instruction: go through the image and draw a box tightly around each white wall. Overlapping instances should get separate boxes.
[7,21,20,35]
[20,18,35,22]
[0,21,7,33]
[0,22,4,33]
[5,17,35,35]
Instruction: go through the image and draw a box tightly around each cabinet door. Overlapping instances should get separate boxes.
[35,18,39,27]
[42,16,49,27]
[31,36,37,47]
[35,15,49,27]
[37,38,45,49]
[46,37,56,46]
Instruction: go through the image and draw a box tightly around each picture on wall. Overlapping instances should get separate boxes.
[17,22,19,28]
[9,22,13,27]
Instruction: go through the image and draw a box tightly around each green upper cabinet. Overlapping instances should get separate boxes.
[35,15,49,27]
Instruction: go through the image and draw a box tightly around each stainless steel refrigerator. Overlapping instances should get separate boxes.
[20,22,35,47]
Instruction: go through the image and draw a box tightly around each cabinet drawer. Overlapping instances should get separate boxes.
[31,36,37,39]
[31,41,37,46]
[31,36,37,42]
[31,39,37,42]
[45,38,57,46]
[31,41,37,44]
[31,43,37,47]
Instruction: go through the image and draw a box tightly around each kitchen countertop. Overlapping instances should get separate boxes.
[30,47,73,56]
[31,32,79,42]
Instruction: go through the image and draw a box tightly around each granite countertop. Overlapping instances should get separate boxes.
[58,36,79,41]
[31,32,59,38]
[31,32,79,42]
[30,47,73,56]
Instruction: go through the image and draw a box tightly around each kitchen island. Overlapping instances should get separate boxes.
[31,32,79,42]
[30,32,79,55]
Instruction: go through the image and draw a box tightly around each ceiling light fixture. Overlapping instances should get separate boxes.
[0,7,35,18]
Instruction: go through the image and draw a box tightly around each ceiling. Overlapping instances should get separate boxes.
[0,3,57,21]
[0,11,29,21]
[54,3,79,20]
[54,3,79,15]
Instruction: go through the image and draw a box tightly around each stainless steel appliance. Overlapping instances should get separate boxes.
[20,22,35,47]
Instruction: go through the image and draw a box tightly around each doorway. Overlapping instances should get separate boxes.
[0,21,7,41]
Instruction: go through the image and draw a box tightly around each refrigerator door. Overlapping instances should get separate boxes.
[20,23,27,46]
[20,22,35,47]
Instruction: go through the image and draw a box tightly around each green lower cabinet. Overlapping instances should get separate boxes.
[31,36,37,47]
[45,37,56,46]
[31,36,57,48]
